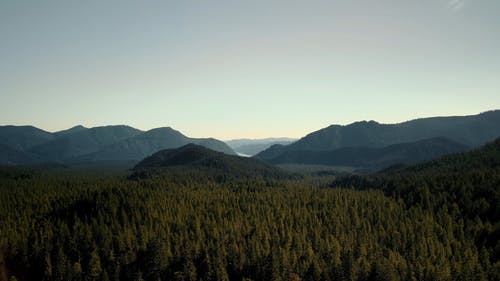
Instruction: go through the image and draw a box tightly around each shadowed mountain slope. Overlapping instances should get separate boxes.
[264,137,469,170]
[257,110,500,161]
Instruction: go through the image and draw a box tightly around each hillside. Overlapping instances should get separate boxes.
[132,144,287,180]
[263,137,469,171]
[256,110,500,161]
[333,137,500,221]
[332,138,500,263]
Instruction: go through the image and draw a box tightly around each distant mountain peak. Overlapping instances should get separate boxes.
[54,125,88,137]
[146,126,183,134]
[256,110,500,165]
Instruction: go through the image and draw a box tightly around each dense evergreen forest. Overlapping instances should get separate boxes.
[0,139,499,281]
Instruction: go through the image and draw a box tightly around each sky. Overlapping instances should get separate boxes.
[1,0,499,139]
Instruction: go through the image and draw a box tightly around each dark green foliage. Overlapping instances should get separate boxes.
[0,164,497,280]
[332,138,500,272]
[333,138,500,221]
[1,139,499,280]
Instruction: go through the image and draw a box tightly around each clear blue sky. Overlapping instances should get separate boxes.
[1,0,499,139]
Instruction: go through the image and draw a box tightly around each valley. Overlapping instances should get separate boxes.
[0,134,499,281]
[0,111,499,281]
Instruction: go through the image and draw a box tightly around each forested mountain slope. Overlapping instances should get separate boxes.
[256,110,500,161]
[332,137,500,267]
[263,137,469,170]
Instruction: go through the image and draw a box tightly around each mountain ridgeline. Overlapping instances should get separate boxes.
[2,110,499,168]
[0,125,235,165]
[256,110,500,170]
[0,125,54,151]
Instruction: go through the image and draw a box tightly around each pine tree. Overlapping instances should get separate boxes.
[87,250,102,280]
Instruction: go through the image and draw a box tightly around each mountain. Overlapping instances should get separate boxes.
[264,137,469,170]
[226,138,297,156]
[0,125,54,151]
[132,144,286,180]
[0,125,235,164]
[28,125,143,162]
[78,127,235,162]
[256,110,500,161]
[53,125,88,138]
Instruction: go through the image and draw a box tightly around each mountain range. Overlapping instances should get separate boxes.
[2,110,499,167]
[0,125,235,165]
[256,110,500,170]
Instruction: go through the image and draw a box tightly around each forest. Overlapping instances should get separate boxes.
[0,139,499,281]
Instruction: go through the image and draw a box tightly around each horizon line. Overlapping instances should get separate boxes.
[1,109,497,140]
